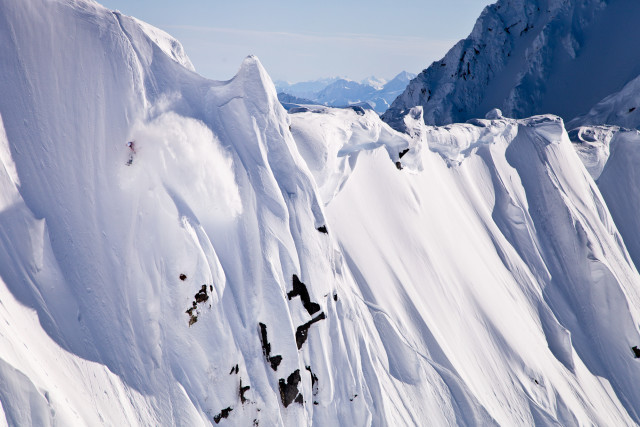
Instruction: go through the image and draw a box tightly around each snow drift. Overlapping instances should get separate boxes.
[2,0,640,426]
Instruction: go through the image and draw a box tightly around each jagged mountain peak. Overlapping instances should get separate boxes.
[388,70,414,80]
[226,54,281,109]
[383,0,640,127]
[383,70,417,92]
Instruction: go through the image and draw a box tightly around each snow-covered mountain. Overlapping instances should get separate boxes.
[314,79,378,108]
[383,0,640,127]
[568,74,640,130]
[3,0,640,426]
[381,70,415,94]
[277,72,416,113]
[360,76,387,90]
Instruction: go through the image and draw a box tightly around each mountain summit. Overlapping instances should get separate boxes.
[383,0,640,127]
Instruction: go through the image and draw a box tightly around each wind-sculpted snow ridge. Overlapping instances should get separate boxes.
[0,0,371,425]
[568,125,620,179]
[127,15,195,72]
[564,70,640,279]
[295,105,640,425]
[593,130,640,277]
[3,0,640,425]
[288,106,411,204]
[383,0,640,127]
[569,125,640,277]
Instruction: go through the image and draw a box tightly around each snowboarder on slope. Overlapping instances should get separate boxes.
[126,140,136,166]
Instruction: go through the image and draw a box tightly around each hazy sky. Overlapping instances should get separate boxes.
[99,0,494,82]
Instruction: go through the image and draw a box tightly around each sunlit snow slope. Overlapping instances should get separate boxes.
[2,0,640,426]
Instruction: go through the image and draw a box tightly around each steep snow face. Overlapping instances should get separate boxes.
[288,107,410,204]
[0,1,490,425]
[570,125,640,274]
[566,77,640,276]
[0,1,372,425]
[595,130,640,274]
[294,107,640,426]
[568,125,619,179]
[383,0,640,127]
[4,0,640,426]
[129,15,195,72]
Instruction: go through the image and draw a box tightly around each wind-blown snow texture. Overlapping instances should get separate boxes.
[383,0,640,127]
[3,0,640,426]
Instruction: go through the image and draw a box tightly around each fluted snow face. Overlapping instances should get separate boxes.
[3,0,640,426]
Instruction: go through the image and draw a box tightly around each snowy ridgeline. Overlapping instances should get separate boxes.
[3,0,640,426]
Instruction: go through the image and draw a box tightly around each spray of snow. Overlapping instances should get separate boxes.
[124,110,242,220]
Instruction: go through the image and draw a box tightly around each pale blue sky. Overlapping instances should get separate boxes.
[99,0,494,82]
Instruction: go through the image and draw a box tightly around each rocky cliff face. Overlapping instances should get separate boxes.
[383,0,640,127]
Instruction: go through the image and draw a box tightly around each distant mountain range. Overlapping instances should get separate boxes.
[275,71,416,113]
[275,77,340,100]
